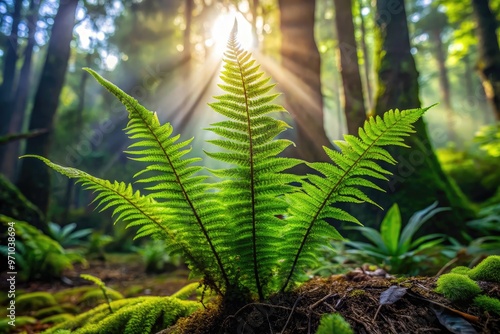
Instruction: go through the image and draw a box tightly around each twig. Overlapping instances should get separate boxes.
[280,297,302,333]
[309,293,337,310]
[435,257,459,276]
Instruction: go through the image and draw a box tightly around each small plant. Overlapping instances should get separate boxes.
[80,274,124,313]
[0,217,85,281]
[345,202,447,274]
[139,240,182,273]
[315,313,353,334]
[435,273,482,302]
[48,222,92,248]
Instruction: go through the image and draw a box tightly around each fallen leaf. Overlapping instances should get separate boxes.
[432,305,478,334]
[380,285,407,305]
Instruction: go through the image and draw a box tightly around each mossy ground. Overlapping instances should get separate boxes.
[3,255,499,334]
[166,275,500,334]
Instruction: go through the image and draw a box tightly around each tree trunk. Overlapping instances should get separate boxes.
[471,0,500,120]
[333,0,366,134]
[430,28,455,142]
[0,0,22,143]
[1,0,41,180]
[372,0,472,235]
[17,0,78,225]
[278,0,331,163]
[357,0,373,111]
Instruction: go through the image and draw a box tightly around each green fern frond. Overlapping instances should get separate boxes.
[281,107,429,291]
[84,68,230,290]
[206,24,300,300]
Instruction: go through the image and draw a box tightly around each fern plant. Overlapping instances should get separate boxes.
[24,23,428,302]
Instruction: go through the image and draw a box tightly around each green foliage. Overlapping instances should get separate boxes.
[474,123,500,158]
[0,218,84,281]
[443,210,500,267]
[315,313,353,334]
[468,255,500,283]
[16,292,58,312]
[48,222,92,248]
[41,314,75,324]
[345,202,447,274]
[435,273,482,302]
[139,240,181,273]
[25,26,428,301]
[80,274,123,313]
[42,296,201,334]
[473,295,500,315]
[171,283,201,300]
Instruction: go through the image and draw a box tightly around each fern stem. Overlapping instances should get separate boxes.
[233,42,264,301]
[280,120,391,292]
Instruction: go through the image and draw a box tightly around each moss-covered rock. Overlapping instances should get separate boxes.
[435,273,482,302]
[473,295,500,315]
[468,256,500,283]
[450,266,471,275]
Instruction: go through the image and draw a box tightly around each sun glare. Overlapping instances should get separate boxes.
[210,10,254,53]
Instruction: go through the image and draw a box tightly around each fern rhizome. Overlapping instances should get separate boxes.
[26,24,427,305]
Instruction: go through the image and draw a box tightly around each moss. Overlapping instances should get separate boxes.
[473,295,500,315]
[435,273,482,302]
[42,296,201,334]
[468,256,500,283]
[450,266,471,275]
[79,287,124,307]
[348,289,365,298]
[17,292,58,312]
[315,313,353,334]
[41,314,75,324]
[34,306,66,318]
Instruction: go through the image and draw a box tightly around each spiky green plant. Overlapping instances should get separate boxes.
[24,23,428,302]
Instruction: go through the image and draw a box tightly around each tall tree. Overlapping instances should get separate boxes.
[333,0,367,134]
[0,0,22,134]
[1,0,41,179]
[472,0,500,120]
[17,0,79,223]
[357,0,373,111]
[417,6,455,141]
[373,0,472,233]
[277,0,331,162]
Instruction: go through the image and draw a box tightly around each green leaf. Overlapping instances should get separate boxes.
[380,204,402,255]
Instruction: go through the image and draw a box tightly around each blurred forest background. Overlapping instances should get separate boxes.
[0,0,499,247]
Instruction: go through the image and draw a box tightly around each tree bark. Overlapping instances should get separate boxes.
[0,0,22,135]
[471,0,500,120]
[333,0,367,134]
[372,0,473,235]
[1,0,41,180]
[17,0,78,224]
[278,0,331,163]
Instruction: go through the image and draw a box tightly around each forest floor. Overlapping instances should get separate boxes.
[8,256,500,334]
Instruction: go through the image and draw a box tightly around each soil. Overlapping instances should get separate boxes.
[4,257,499,334]
[168,273,500,334]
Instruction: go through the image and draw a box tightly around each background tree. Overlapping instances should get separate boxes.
[277,0,331,162]
[333,0,366,134]
[472,0,500,120]
[373,0,473,233]
[17,0,79,225]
